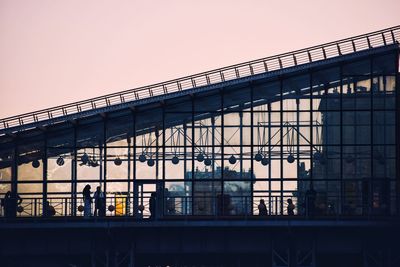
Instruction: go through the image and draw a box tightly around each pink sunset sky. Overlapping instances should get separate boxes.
[0,0,399,119]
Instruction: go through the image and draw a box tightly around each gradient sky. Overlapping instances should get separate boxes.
[0,0,399,118]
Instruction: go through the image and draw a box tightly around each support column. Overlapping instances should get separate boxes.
[396,50,400,216]
[132,112,137,217]
[239,109,243,179]
[72,125,77,216]
[42,134,48,216]
[211,116,215,179]
[279,79,284,215]
[11,142,18,217]
[250,85,254,215]
[268,103,272,214]
[191,96,195,215]
[127,136,131,216]
[339,64,344,216]
[220,90,225,215]
[155,128,159,180]
[103,119,107,193]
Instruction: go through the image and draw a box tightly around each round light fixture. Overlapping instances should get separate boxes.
[261,157,270,166]
[287,154,295,164]
[114,157,122,166]
[228,155,237,165]
[138,154,146,163]
[56,156,64,166]
[32,160,40,168]
[196,153,204,162]
[254,153,263,162]
[172,156,179,165]
[147,158,155,167]
[204,158,212,166]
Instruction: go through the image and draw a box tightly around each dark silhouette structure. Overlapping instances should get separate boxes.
[258,199,268,216]
[94,186,106,217]
[0,25,400,266]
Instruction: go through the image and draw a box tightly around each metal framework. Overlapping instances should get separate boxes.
[0,25,399,134]
[0,45,398,221]
[0,26,400,267]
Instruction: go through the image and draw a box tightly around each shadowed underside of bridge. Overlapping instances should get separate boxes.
[1,220,400,267]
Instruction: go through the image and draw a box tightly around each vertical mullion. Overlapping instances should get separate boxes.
[183,120,188,214]
[155,127,159,181]
[72,126,77,216]
[162,106,166,218]
[309,72,314,217]
[212,116,215,180]
[221,90,225,216]
[280,79,284,215]
[339,65,344,217]
[127,135,131,216]
[132,112,137,217]
[369,57,374,217]
[42,135,48,216]
[395,50,400,216]
[162,109,165,181]
[191,96,195,216]
[12,143,18,215]
[296,94,300,216]
[239,110,243,179]
[103,119,107,194]
[268,103,272,215]
[250,85,254,216]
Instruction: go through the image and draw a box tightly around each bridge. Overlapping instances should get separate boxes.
[0,25,400,267]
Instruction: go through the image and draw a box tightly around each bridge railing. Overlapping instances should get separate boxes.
[0,194,395,220]
[0,26,399,133]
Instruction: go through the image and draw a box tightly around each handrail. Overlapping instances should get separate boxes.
[1,194,394,219]
[1,25,399,131]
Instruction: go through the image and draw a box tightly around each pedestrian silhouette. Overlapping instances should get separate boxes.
[93,186,106,217]
[258,199,268,216]
[1,191,22,218]
[82,185,92,217]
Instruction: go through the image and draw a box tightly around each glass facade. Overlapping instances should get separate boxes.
[0,51,398,219]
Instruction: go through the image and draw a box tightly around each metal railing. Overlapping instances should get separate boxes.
[0,194,396,220]
[1,26,399,132]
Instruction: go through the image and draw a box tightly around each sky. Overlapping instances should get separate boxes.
[0,0,399,118]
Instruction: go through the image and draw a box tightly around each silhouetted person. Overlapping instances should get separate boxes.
[149,192,156,220]
[1,191,22,218]
[258,199,268,216]
[305,185,317,217]
[82,184,92,217]
[43,200,56,217]
[287,198,295,216]
[93,186,106,217]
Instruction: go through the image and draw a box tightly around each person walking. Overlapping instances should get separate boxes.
[1,191,22,218]
[287,198,295,216]
[82,184,92,218]
[258,199,268,216]
[93,186,106,217]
